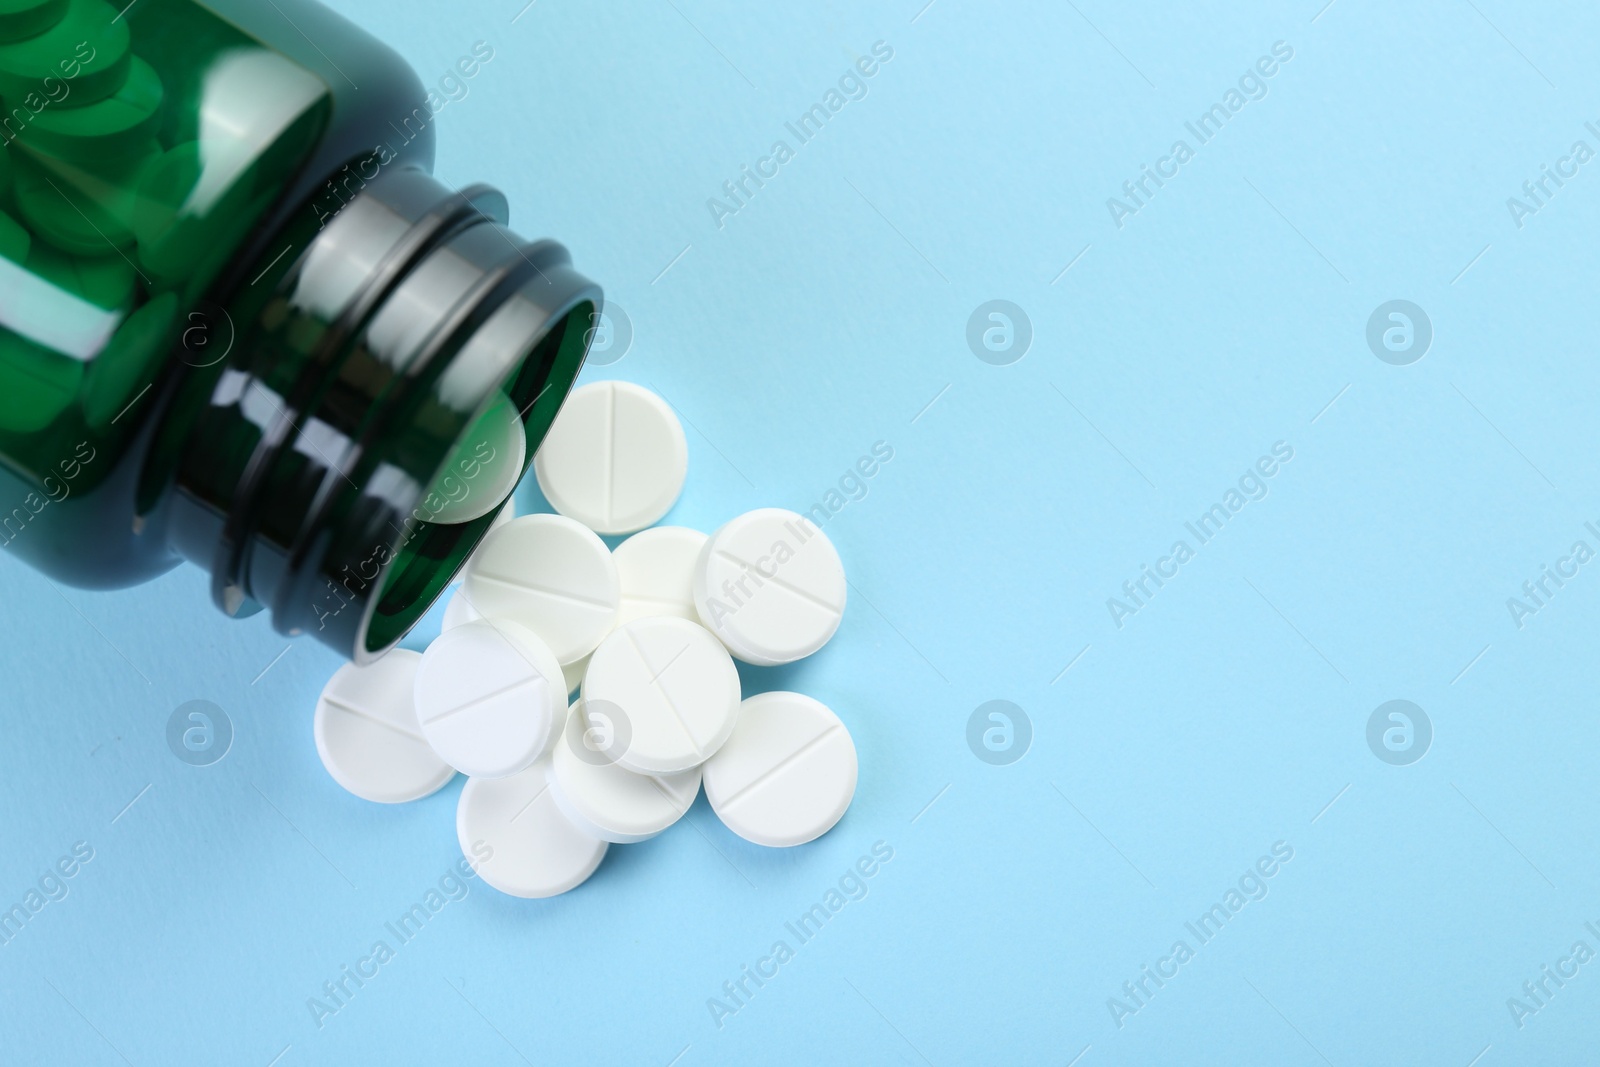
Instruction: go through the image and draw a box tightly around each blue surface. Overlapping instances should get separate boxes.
[3,0,1598,1063]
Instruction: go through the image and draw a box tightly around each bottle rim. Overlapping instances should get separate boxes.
[173,165,600,660]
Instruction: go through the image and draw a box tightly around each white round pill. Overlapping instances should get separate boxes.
[581,617,740,776]
[440,588,480,631]
[550,699,701,844]
[614,526,707,626]
[414,620,564,779]
[693,508,847,666]
[703,692,857,847]
[456,758,608,898]
[453,500,516,587]
[462,514,620,663]
[424,392,527,524]
[533,380,687,534]
[314,650,455,804]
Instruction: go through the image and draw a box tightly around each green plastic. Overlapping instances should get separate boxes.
[0,0,329,468]
[0,0,601,659]
[0,332,81,432]
[11,147,146,252]
[27,244,135,308]
[0,0,67,44]
[0,206,29,260]
[0,0,130,104]
[81,290,173,427]
[16,54,163,158]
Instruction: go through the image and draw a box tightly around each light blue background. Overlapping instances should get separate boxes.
[2,0,1597,1063]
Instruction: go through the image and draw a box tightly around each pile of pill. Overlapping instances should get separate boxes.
[313,381,859,898]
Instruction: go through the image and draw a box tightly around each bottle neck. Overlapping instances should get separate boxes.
[167,166,599,661]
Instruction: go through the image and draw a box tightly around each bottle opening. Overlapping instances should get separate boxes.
[168,166,601,661]
[364,296,594,653]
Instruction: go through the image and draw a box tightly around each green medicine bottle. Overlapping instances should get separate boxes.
[0,0,601,659]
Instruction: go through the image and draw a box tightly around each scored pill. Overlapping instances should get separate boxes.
[314,649,455,804]
[455,758,608,899]
[461,513,619,664]
[613,525,706,626]
[549,698,701,844]
[533,380,687,535]
[413,619,564,779]
[702,692,857,848]
[451,498,514,587]
[581,616,740,777]
[693,508,846,666]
